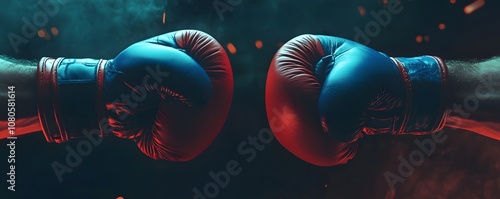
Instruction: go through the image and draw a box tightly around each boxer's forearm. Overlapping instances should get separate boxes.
[0,56,41,138]
[446,57,500,140]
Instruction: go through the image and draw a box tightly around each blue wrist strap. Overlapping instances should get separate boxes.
[391,56,449,135]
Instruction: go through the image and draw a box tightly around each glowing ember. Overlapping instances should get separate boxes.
[464,0,485,14]
[116,197,124,199]
[162,12,166,24]
[416,35,423,43]
[358,6,366,16]
[439,23,446,30]
[37,29,46,38]
[255,40,263,49]
[38,29,51,40]
[227,43,237,54]
[450,0,456,4]
[51,27,59,36]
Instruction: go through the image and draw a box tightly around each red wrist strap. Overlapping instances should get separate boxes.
[37,57,67,143]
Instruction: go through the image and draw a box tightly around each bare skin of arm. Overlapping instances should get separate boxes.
[1,56,500,140]
[0,56,41,138]
[445,57,500,140]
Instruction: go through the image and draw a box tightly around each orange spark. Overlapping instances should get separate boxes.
[358,6,366,16]
[37,29,46,38]
[227,43,237,54]
[51,27,59,36]
[450,0,456,4]
[416,35,423,43]
[439,23,446,30]
[162,12,166,24]
[255,40,263,49]
[464,0,485,14]
[38,29,51,40]
[116,197,124,199]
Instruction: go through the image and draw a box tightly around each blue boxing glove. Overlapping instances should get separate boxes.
[38,30,234,161]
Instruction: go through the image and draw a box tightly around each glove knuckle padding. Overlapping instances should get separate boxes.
[265,35,357,166]
[128,30,233,161]
[315,35,405,142]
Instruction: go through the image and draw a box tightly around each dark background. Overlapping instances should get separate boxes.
[1,0,500,198]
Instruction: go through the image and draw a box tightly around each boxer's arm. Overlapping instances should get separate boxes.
[446,57,500,140]
[0,56,41,139]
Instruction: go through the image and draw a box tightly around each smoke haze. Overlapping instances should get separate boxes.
[1,0,500,198]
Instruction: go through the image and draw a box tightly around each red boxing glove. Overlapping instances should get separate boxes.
[37,30,234,161]
[266,35,448,166]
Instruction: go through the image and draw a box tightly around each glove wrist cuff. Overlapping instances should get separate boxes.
[391,56,450,135]
[37,57,107,143]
